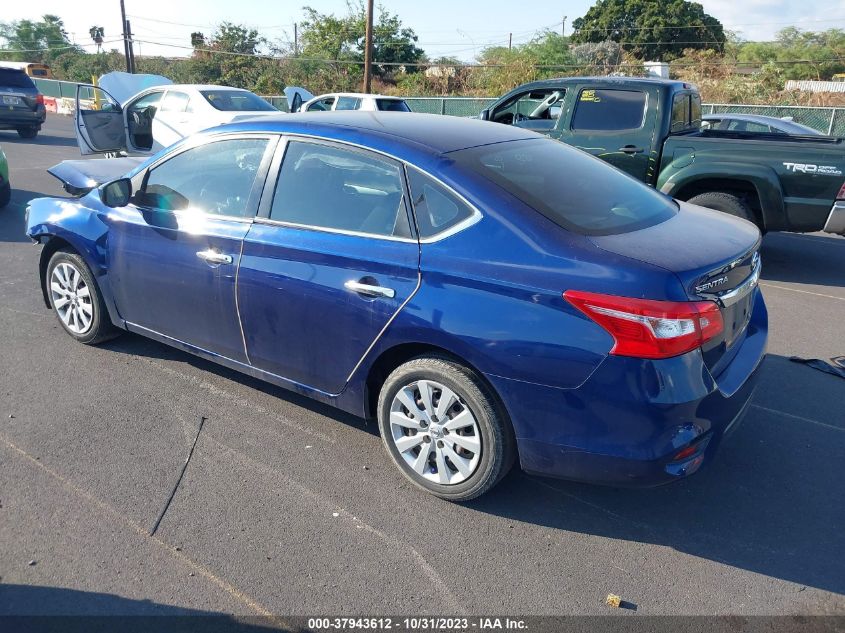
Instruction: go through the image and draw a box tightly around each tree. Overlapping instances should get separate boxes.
[571,0,725,61]
[298,2,424,74]
[0,14,79,62]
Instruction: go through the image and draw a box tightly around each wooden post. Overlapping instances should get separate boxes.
[363,0,374,93]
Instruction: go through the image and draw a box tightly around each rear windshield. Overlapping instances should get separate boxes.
[376,99,410,112]
[452,139,677,236]
[200,90,276,112]
[0,68,36,89]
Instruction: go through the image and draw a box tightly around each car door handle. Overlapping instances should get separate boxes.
[344,280,396,299]
[196,249,233,265]
[618,145,645,154]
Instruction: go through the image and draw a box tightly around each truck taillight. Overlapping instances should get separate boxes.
[35,93,44,106]
[564,290,724,360]
[837,181,845,200]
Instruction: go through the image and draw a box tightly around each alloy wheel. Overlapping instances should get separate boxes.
[389,379,482,485]
[50,262,94,334]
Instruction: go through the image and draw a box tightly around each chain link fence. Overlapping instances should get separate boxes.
[29,79,845,135]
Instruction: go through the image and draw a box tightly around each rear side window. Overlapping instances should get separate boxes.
[571,89,646,131]
[161,91,190,113]
[376,99,411,112]
[691,94,702,128]
[406,168,475,239]
[0,68,35,89]
[270,141,411,238]
[671,94,690,132]
[200,90,276,112]
[453,138,676,236]
[335,96,361,110]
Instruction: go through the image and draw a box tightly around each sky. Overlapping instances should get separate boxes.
[4,0,845,61]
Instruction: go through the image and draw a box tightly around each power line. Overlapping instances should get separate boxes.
[128,38,845,68]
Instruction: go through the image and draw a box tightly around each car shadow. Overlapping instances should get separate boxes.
[0,189,61,243]
[0,584,289,630]
[0,129,79,148]
[760,232,845,288]
[100,333,377,438]
[467,353,845,597]
[99,327,845,597]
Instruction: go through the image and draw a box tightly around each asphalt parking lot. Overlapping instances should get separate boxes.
[0,115,843,620]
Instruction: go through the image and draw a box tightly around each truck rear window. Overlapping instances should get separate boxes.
[571,89,646,131]
[452,138,677,236]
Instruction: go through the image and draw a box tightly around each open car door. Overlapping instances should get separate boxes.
[74,85,127,156]
[283,86,314,113]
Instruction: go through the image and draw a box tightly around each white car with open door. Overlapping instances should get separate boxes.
[74,73,282,157]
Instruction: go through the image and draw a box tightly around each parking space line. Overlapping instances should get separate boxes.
[759,282,845,302]
[751,404,844,433]
[0,433,286,622]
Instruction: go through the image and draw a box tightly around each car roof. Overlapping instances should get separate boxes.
[703,113,819,132]
[309,92,405,100]
[216,111,538,158]
[507,76,692,92]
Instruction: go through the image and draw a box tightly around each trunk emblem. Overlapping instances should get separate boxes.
[696,277,729,293]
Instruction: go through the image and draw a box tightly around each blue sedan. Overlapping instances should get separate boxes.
[26,112,767,500]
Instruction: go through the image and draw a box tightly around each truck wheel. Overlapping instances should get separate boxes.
[17,127,38,139]
[687,192,757,226]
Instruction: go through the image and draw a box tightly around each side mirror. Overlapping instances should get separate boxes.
[100,178,132,208]
[479,109,490,121]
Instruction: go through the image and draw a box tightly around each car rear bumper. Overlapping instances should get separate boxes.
[489,288,768,487]
[823,201,845,235]
[0,107,46,129]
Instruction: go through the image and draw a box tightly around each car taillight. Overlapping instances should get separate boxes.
[563,290,724,360]
[35,93,44,106]
[837,181,845,200]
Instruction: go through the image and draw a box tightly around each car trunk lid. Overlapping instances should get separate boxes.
[588,201,761,375]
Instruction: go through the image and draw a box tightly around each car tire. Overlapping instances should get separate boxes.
[686,191,758,226]
[46,249,120,345]
[377,356,516,501]
[17,127,38,139]
[0,182,10,208]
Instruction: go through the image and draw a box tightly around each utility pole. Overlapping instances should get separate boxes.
[293,23,298,56]
[119,0,132,73]
[508,33,512,50]
[363,0,374,93]
[126,19,136,73]
[562,16,567,37]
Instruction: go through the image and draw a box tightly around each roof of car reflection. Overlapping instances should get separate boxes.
[214,111,540,156]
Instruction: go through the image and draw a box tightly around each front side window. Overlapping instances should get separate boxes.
[269,141,411,238]
[135,138,269,217]
[571,89,647,131]
[406,168,475,239]
[492,89,565,126]
[453,138,677,236]
[201,90,276,112]
[307,97,336,112]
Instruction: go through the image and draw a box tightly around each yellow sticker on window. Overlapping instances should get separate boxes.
[580,90,601,103]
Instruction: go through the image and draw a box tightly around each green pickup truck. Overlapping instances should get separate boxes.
[480,77,845,235]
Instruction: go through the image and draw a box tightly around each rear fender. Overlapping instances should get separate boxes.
[658,161,785,230]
